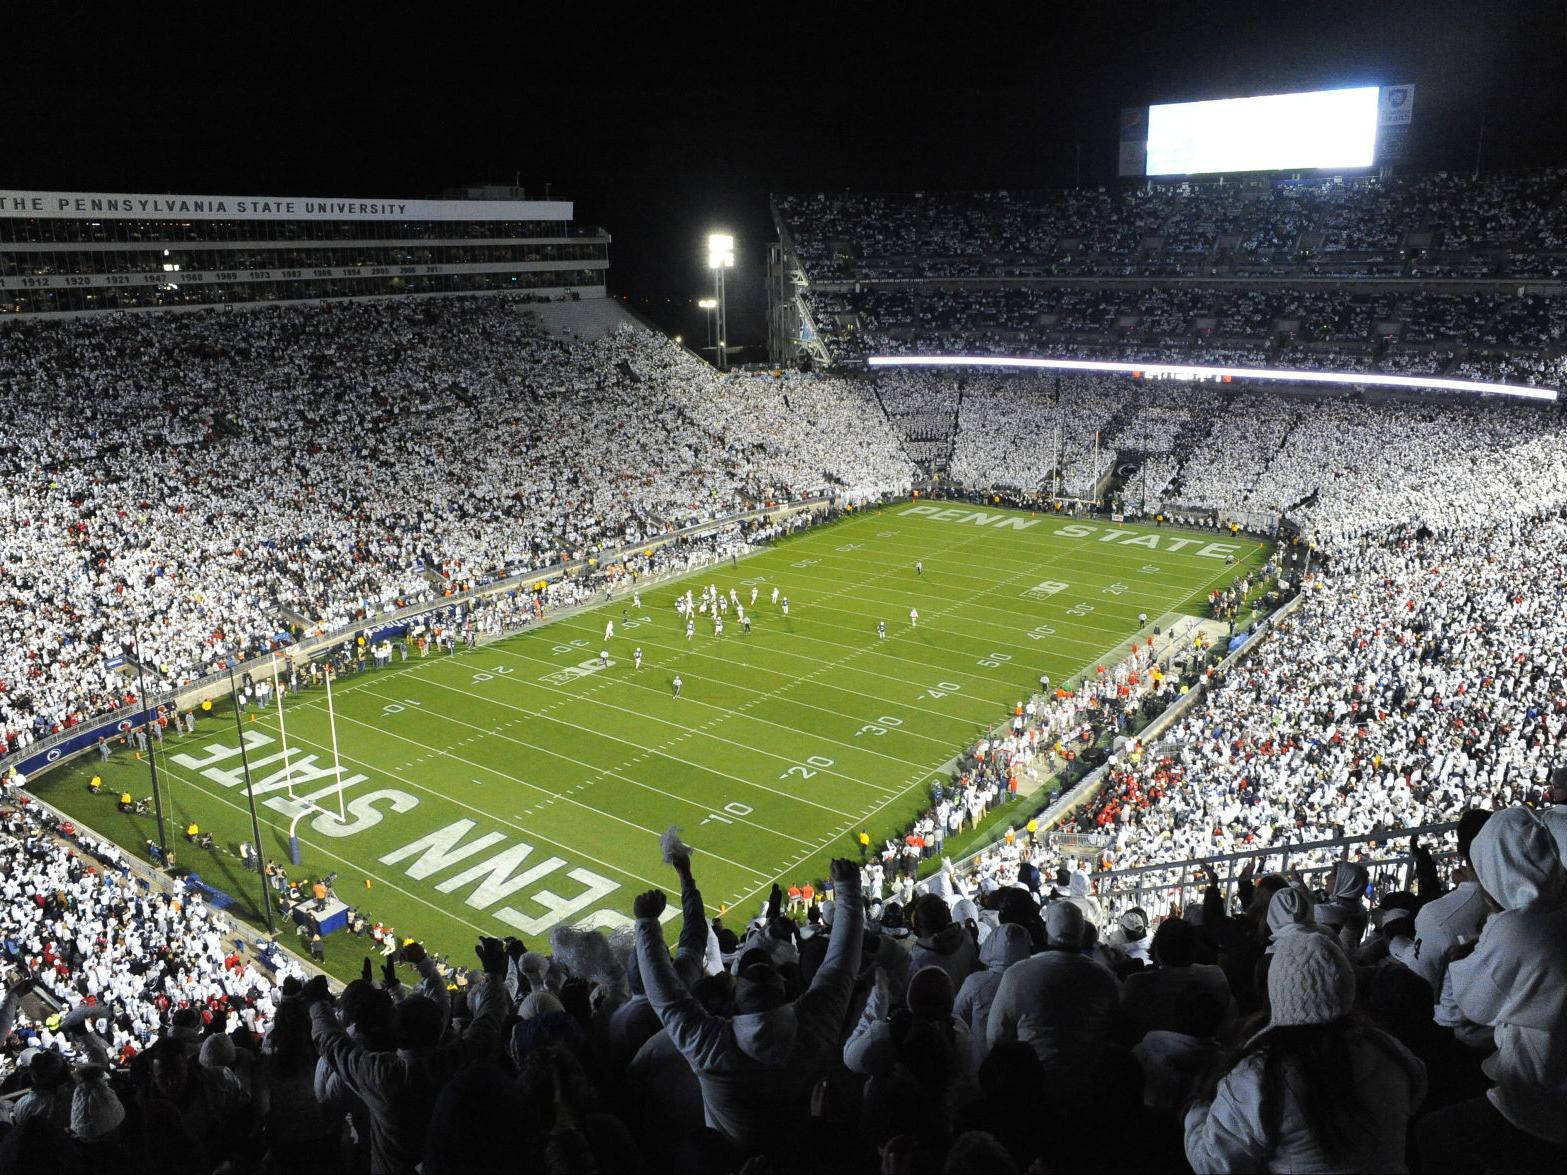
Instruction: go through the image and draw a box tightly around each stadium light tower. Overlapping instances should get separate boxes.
[698,296,718,355]
[706,233,734,371]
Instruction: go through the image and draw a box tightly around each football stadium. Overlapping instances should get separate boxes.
[3,6,1567,1172]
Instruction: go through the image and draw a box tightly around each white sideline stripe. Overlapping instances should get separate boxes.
[865,353,1560,403]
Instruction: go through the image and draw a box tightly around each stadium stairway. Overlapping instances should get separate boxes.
[527,296,646,340]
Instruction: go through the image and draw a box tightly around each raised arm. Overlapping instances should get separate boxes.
[671,850,709,967]
[796,860,865,1048]
[633,888,725,1067]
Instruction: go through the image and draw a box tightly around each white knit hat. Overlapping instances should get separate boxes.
[70,1068,125,1141]
[1268,929,1355,1026]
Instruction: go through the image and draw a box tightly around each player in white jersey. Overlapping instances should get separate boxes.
[714,617,724,636]
[750,586,758,606]
[771,587,779,605]
[634,647,643,670]
[729,588,739,607]
[877,621,886,639]
[909,608,918,628]
[916,560,923,576]
[672,675,682,697]
[604,620,614,641]
[736,604,745,624]
[633,592,641,609]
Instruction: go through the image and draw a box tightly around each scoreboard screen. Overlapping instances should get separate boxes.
[1143,86,1380,176]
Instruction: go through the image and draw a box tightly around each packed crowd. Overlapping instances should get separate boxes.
[801,282,1567,383]
[777,169,1567,281]
[5,273,1567,1168]
[0,798,305,1068]
[0,298,913,751]
[885,370,1567,547]
[4,805,1565,1173]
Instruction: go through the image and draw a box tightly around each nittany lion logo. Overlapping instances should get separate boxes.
[1387,88,1408,108]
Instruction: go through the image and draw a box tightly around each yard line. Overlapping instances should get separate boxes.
[540,616,1019,719]
[745,564,1199,636]
[824,518,1265,575]
[374,672,895,807]
[793,548,1234,609]
[348,681,851,835]
[720,754,936,919]
[484,636,989,750]
[245,706,776,881]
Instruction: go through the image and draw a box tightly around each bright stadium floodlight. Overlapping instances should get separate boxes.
[706,234,735,371]
[863,354,1560,404]
[698,297,718,353]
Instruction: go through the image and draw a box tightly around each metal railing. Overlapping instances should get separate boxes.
[1087,821,1460,918]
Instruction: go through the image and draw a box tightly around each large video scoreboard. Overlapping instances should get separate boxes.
[1119,84,1414,178]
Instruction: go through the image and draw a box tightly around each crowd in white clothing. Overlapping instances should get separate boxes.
[0,297,913,753]
[0,799,303,1069]
[777,169,1567,281]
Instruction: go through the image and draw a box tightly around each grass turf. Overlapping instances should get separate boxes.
[33,502,1266,979]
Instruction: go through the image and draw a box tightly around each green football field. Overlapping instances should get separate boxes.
[35,502,1266,976]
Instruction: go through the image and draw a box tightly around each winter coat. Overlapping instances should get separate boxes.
[636,875,864,1153]
[953,923,1031,1068]
[986,947,1119,1071]
[310,975,507,1175]
[1448,807,1567,1145]
[1184,1022,1425,1173]
[1133,1029,1218,1114]
[910,921,978,991]
[842,1012,974,1083]
[1121,962,1235,1043]
[625,1029,706,1148]
[1400,880,1486,993]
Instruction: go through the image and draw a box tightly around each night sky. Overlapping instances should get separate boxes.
[5,2,1564,351]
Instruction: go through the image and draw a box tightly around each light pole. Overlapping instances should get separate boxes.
[698,296,717,356]
[706,233,734,371]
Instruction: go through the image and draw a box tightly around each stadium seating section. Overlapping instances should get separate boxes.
[4,169,1567,1173]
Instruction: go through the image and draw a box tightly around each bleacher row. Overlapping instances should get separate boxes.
[775,170,1567,281]
[2,165,1567,1170]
